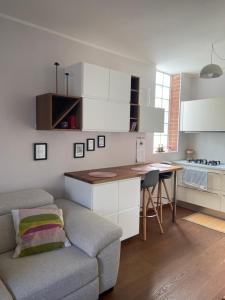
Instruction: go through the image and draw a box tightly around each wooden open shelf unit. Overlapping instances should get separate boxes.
[36,93,82,130]
[130,76,140,132]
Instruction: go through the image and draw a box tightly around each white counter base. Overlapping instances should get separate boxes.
[65,176,141,241]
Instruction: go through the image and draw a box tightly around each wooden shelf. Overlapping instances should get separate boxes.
[51,129,81,131]
[36,93,82,130]
[130,76,140,132]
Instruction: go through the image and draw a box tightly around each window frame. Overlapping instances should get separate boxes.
[153,70,179,154]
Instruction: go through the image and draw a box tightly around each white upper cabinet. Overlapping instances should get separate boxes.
[181,97,225,132]
[66,62,131,103]
[109,69,131,103]
[66,62,109,100]
[82,98,130,132]
[139,106,164,133]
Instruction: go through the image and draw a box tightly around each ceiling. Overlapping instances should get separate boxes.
[1,0,225,74]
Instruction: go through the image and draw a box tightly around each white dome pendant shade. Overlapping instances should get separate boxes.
[200,63,223,78]
[200,44,224,79]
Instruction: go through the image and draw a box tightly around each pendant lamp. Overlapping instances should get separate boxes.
[200,44,223,79]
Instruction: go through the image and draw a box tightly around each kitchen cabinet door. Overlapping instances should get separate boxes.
[181,98,225,132]
[177,186,221,211]
[139,106,164,132]
[82,98,130,132]
[93,182,118,216]
[118,178,140,211]
[66,62,109,100]
[109,69,131,103]
[118,207,140,240]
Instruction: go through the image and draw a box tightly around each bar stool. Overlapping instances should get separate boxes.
[157,172,173,223]
[141,170,164,240]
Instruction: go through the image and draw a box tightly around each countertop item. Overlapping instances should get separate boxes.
[88,172,117,178]
[65,163,183,184]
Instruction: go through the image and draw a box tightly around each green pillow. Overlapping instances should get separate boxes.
[12,207,70,258]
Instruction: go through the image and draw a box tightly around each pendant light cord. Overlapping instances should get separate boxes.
[212,43,225,61]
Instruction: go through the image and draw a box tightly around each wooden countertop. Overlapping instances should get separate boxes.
[64,163,183,184]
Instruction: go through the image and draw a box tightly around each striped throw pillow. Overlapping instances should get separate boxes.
[12,207,70,258]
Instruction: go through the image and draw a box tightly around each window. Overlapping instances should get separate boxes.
[153,71,180,153]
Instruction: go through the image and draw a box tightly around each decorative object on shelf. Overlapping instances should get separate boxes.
[54,62,60,93]
[157,144,165,152]
[87,139,95,151]
[200,43,223,78]
[59,121,69,129]
[74,143,85,158]
[33,143,47,160]
[185,148,195,161]
[130,121,137,132]
[65,72,69,96]
[68,115,77,129]
[97,135,105,148]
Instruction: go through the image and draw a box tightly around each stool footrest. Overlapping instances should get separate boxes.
[140,213,157,218]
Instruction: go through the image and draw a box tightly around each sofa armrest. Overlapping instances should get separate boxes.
[0,280,13,300]
[55,198,122,257]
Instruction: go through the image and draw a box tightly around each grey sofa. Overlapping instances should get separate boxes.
[0,189,122,300]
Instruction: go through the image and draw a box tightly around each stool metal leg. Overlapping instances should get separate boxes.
[162,179,173,212]
[142,188,147,241]
[147,188,164,234]
[159,180,163,223]
[157,182,160,211]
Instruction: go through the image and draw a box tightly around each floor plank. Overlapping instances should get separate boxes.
[100,206,225,300]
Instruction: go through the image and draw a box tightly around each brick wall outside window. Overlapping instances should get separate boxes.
[153,71,180,153]
[168,74,181,152]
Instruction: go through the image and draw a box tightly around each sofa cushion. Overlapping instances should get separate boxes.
[0,214,16,254]
[12,207,70,258]
[0,189,54,216]
[0,246,98,300]
[0,279,13,300]
[0,204,58,255]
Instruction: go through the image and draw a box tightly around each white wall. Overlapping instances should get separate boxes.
[0,17,185,197]
[182,73,225,161]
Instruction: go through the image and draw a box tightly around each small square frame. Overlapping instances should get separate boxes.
[97,135,105,148]
[86,139,95,151]
[74,143,85,158]
[33,143,48,160]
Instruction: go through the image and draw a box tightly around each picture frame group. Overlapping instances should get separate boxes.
[34,136,106,160]
[74,135,105,158]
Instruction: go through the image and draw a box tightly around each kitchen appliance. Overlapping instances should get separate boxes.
[188,159,221,166]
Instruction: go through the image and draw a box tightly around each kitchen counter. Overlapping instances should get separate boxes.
[64,162,183,240]
[65,163,183,184]
[174,160,225,171]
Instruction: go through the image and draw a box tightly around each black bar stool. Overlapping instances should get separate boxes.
[141,170,164,240]
[157,172,173,223]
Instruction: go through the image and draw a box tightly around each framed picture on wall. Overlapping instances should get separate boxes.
[87,139,95,151]
[33,143,48,160]
[97,135,105,148]
[74,143,85,158]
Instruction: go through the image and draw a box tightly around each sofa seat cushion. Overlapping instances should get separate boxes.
[0,246,98,300]
[0,279,13,300]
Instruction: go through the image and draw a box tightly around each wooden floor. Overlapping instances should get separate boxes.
[100,206,225,300]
